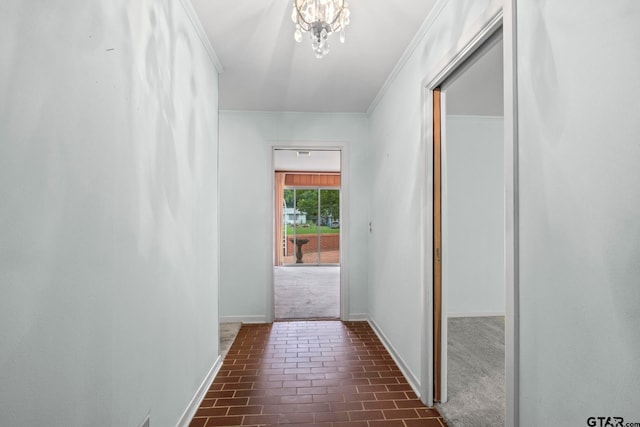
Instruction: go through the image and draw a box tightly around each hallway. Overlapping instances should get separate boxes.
[3,1,639,426]
[190,321,446,426]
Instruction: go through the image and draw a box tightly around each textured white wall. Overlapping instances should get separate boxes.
[517,1,640,424]
[367,0,502,391]
[444,116,504,316]
[0,1,220,426]
[219,112,370,320]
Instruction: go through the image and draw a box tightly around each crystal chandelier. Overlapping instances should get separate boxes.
[291,0,351,59]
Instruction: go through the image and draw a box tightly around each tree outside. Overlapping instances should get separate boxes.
[284,188,339,227]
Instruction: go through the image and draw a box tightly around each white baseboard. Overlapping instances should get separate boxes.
[348,313,369,321]
[367,316,422,399]
[219,315,267,324]
[447,311,505,318]
[176,355,223,427]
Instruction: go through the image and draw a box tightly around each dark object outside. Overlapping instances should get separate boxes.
[290,238,309,263]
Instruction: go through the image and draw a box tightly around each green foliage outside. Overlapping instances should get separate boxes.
[284,189,340,226]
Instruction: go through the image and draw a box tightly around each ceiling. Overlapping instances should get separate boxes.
[274,149,341,172]
[191,0,439,112]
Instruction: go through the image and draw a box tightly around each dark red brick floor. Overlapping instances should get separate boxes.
[190,321,447,427]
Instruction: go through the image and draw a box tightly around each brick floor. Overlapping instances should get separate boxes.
[190,321,447,426]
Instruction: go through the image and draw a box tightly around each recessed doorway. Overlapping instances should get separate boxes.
[432,29,507,425]
[273,149,341,320]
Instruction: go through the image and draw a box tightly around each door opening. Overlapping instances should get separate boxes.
[273,149,342,320]
[431,29,506,423]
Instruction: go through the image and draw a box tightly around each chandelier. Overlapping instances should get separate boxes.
[291,0,351,59]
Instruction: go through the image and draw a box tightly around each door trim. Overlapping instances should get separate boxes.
[434,26,504,406]
[269,143,350,323]
[419,7,520,426]
[432,87,443,402]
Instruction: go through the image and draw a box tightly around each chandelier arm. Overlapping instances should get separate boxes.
[331,0,348,27]
[297,19,312,32]
[327,14,342,28]
[327,2,347,27]
[294,1,313,27]
[328,12,345,30]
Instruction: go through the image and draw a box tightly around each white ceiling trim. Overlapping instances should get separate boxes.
[178,0,224,73]
[366,0,449,116]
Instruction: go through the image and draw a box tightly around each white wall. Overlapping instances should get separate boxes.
[0,1,220,426]
[219,112,370,321]
[367,0,502,392]
[517,1,640,424]
[444,116,504,316]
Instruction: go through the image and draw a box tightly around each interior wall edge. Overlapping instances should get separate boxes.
[175,356,223,427]
[367,315,422,400]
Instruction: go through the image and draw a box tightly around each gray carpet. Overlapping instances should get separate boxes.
[274,266,340,319]
[437,316,505,427]
[219,322,242,359]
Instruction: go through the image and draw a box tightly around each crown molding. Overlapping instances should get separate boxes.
[366,0,448,116]
[177,0,224,73]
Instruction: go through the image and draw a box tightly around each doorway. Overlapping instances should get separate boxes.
[273,149,341,320]
[432,30,507,424]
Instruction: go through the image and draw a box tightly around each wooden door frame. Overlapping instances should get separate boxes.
[419,4,520,425]
[432,88,443,402]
